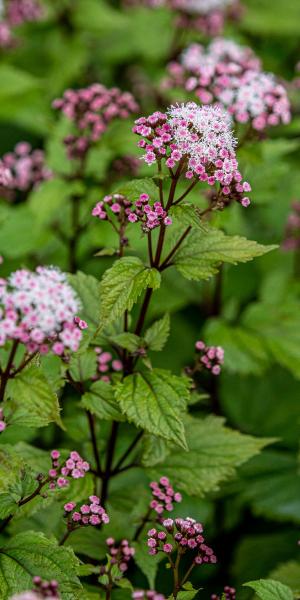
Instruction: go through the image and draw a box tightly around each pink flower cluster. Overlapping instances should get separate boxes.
[132,592,165,600]
[52,84,138,160]
[49,450,90,490]
[167,39,290,131]
[125,0,239,35]
[149,477,182,514]
[0,142,51,199]
[0,407,6,433]
[282,200,300,251]
[134,103,252,207]
[92,347,123,382]
[0,266,84,356]
[195,340,224,375]
[64,496,109,527]
[92,193,172,233]
[0,160,12,186]
[92,193,132,222]
[211,587,236,600]
[147,517,217,565]
[106,537,135,572]
[0,0,43,49]
[10,577,60,600]
[168,0,239,35]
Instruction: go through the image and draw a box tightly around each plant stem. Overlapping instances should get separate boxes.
[101,421,120,508]
[173,179,198,205]
[134,288,153,336]
[11,350,38,376]
[160,226,192,271]
[0,340,19,402]
[172,549,182,599]
[111,430,143,474]
[59,528,73,546]
[86,410,103,481]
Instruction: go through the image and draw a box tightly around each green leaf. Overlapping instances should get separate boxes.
[68,272,100,329]
[244,579,294,600]
[115,178,158,201]
[109,332,141,352]
[141,434,171,467]
[82,381,125,422]
[5,365,62,429]
[0,446,25,493]
[148,415,272,496]
[173,585,200,600]
[115,369,189,449]
[173,228,276,281]
[170,203,206,230]
[28,178,73,226]
[68,348,97,382]
[269,561,300,597]
[144,313,170,351]
[133,541,164,589]
[0,531,83,599]
[98,257,160,332]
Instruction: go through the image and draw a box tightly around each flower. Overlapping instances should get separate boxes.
[49,450,90,490]
[149,476,182,514]
[0,0,43,49]
[147,516,216,565]
[64,497,109,528]
[166,41,290,131]
[195,340,224,375]
[106,538,135,572]
[0,407,6,433]
[134,102,251,207]
[53,84,138,160]
[132,592,165,600]
[0,142,51,199]
[211,586,236,600]
[9,576,60,599]
[0,266,85,355]
[0,160,12,186]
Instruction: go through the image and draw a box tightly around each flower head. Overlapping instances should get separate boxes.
[0,266,85,355]
[149,477,182,514]
[195,340,224,375]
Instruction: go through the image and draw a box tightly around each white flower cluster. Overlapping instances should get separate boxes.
[0,266,83,355]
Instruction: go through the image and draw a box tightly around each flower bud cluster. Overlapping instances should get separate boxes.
[0,266,85,356]
[134,103,251,207]
[282,201,300,251]
[211,586,236,600]
[49,450,90,489]
[127,194,173,231]
[0,142,51,199]
[92,347,123,383]
[92,193,132,221]
[167,39,290,131]
[195,340,224,375]
[149,477,182,514]
[0,408,6,433]
[132,591,165,600]
[0,0,43,49]
[106,537,135,572]
[52,84,138,160]
[64,495,109,527]
[10,577,60,599]
[147,517,217,565]
[0,160,12,186]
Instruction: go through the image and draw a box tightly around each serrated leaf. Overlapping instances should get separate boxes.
[68,272,100,328]
[144,313,170,351]
[115,369,189,449]
[148,415,273,496]
[141,434,171,467]
[115,178,158,201]
[82,381,125,422]
[98,257,160,332]
[244,579,294,600]
[170,203,206,230]
[68,348,97,382]
[0,446,25,493]
[173,228,276,281]
[5,365,62,429]
[109,332,141,352]
[94,247,118,257]
[269,561,300,597]
[0,531,83,599]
